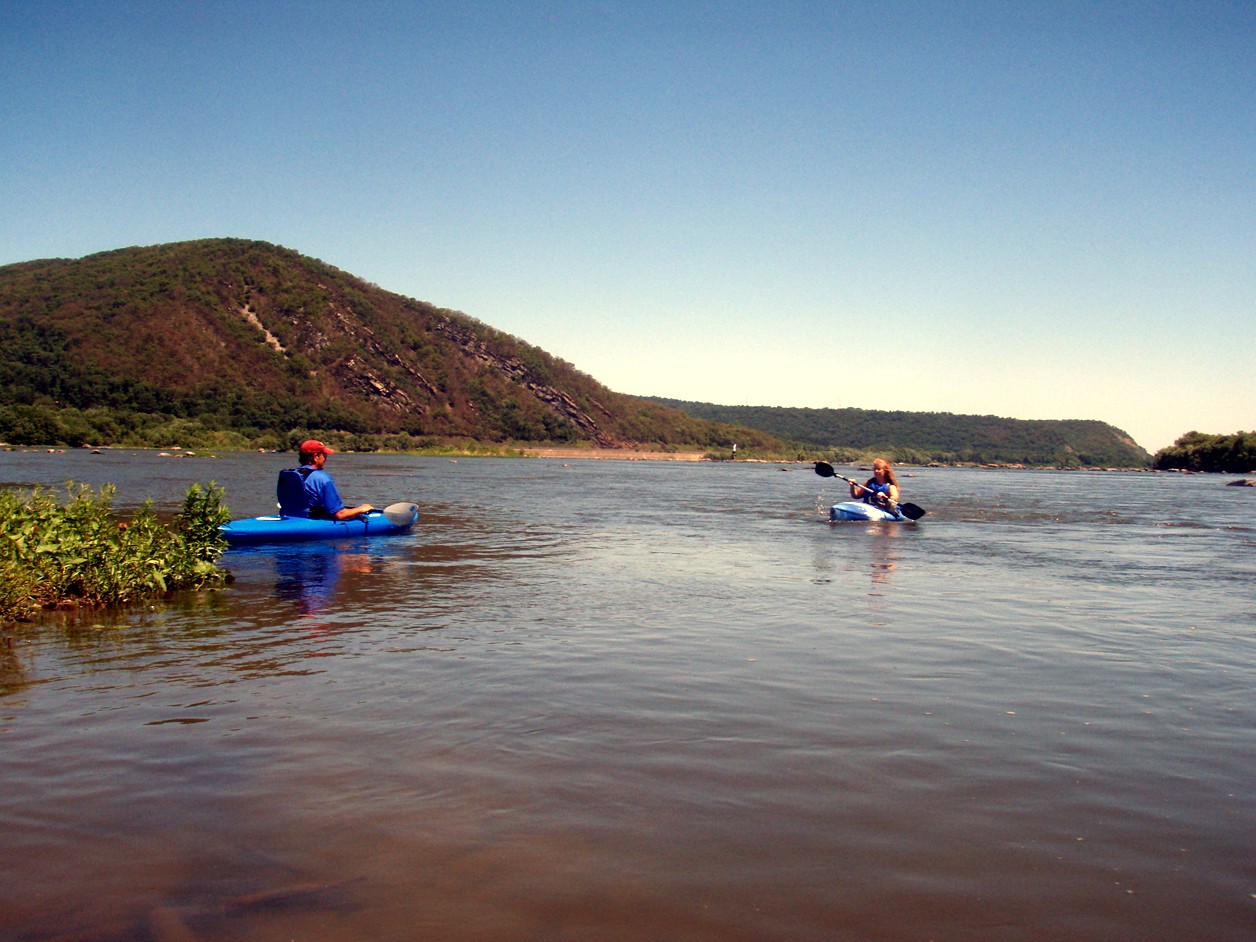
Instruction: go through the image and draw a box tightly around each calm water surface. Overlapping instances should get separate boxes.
[1,451,1253,941]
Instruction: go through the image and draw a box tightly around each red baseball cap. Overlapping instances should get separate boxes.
[299,439,335,456]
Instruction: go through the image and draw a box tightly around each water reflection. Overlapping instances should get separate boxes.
[812,520,903,588]
[225,539,404,620]
[0,636,27,696]
[5,457,1255,942]
[272,544,350,617]
[867,524,900,585]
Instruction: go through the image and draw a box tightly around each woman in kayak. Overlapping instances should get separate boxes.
[849,458,899,509]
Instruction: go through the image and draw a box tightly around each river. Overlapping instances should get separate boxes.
[1,450,1253,941]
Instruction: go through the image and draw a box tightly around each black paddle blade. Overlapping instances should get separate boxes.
[814,461,836,478]
[899,503,927,521]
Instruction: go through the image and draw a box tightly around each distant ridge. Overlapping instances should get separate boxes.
[0,239,781,452]
[646,398,1151,468]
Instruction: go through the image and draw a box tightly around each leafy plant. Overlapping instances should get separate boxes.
[0,481,232,627]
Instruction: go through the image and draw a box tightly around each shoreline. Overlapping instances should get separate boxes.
[519,447,709,461]
[1,444,1198,471]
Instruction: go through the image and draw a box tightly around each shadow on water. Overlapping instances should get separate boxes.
[0,636,28,696]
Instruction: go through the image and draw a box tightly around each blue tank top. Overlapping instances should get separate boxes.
[862,480,892,505]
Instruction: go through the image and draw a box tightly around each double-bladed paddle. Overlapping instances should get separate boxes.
[813,462,927,520]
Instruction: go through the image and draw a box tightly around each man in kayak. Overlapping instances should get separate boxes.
[849,458,900,510]
[286,440,375,520]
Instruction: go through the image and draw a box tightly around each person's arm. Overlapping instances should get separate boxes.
[332,503,374,520]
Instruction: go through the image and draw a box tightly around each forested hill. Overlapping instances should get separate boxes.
[0,239,781,451]
[647,398,1151,468]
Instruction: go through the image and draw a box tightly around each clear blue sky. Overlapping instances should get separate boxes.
[2,1,1252,452]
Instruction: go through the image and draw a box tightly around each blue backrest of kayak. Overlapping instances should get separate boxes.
[276,468,312,517]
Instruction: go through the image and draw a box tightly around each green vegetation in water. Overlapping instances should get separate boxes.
[1152,430,1256,474]
[0,481,231,627]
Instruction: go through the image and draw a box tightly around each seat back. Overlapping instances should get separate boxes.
[276,468,312,517]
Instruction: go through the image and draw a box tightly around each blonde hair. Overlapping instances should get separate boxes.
[871,458,898,488]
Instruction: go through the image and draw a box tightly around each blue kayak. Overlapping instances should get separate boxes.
[830,501,909,522]
[220,503,419,545]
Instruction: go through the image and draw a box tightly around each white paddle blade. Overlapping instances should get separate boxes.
[382,502,419,526]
